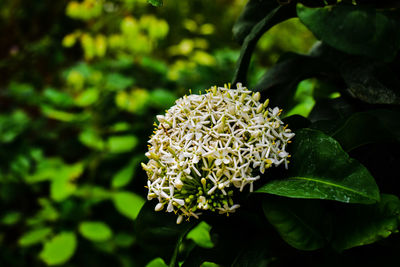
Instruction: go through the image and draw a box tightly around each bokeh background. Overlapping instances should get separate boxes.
[0,0,315,266]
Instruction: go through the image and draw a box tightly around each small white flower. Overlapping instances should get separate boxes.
[217,204,241,215]
[154,203,164,211]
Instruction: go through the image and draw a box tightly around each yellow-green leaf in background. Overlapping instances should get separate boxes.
[39,232,77,266]
[66,70,85,90]
[79,221,113,242]
[79,129,104,150]
[51,178,77,202]
[146,257,167,267]
[112,192,145,220]
[201,262,221,267]
[107,135,138,153]
[149,88,176,109]
[147,0,163,8]
[186,221,214,248]
[19,227,52,247]
[1,211,22,225]
[95,34,107,57]
[41,106,78,122]
[111,156,143,188]
[62,33,77,47]
[50,162,84,202]
[109,122,131,133]
[114,232,135,247]
[75,88,99,107]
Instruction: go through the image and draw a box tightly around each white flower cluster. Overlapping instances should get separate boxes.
[142,83,294,224]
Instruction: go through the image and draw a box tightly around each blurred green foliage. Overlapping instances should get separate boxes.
[0,0,315,266]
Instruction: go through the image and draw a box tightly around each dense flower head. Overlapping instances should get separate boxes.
[142,83,294,223]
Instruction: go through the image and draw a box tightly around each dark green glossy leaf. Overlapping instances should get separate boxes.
[308,97,359,124]
[330,110,400,151]
[340,58,400,105]
[135,201,195,265]
[253,53,331,108]
[231,244,274,267]
[309,41,400,105]
[232,4,296,85]
[183,210,271,267]
[331,194,400,251]
[282,115,310,131]
[257,129,380,204]
[262,197,326,250]
[297,4,400,61]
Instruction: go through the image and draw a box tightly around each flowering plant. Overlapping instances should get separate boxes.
[136,1,400,266]
[142,83,294,223]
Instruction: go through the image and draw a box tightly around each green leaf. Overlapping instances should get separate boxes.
[331,194,400,251]
[135,201,195,265]
[79,221,113,242]
[107,135,138,153]
[18,227,52,247]
[146,257,168,267]
[297,4,400,61]
[149,89,177,109]
[75,88,99,107]
[282,115,310,131]
[0,110,29,143]
[79,129,104,150]
[74,185,111,202]
[114,232,135,247]
[201,262,221,267]
[309,42,400,105]
[148,0,163,7]
[50,162,83,202]
[257,128,380,204]
[109,122,131,133]
[42,87,74,108]
[39,232,77,266]
[41,106,82,122]
[232,4,296,85]
[285,79,316,118]
[262,197,326,250]
[1,211,22,225]
[329,110,400,151]
[340,58,400,105]
[111,156,143,189]
[232,242,274,267]
[253,53,331,108]
[105,73,134,91]
[112,192,145,220]
[186,221,214,249]
[25,158,64,183]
